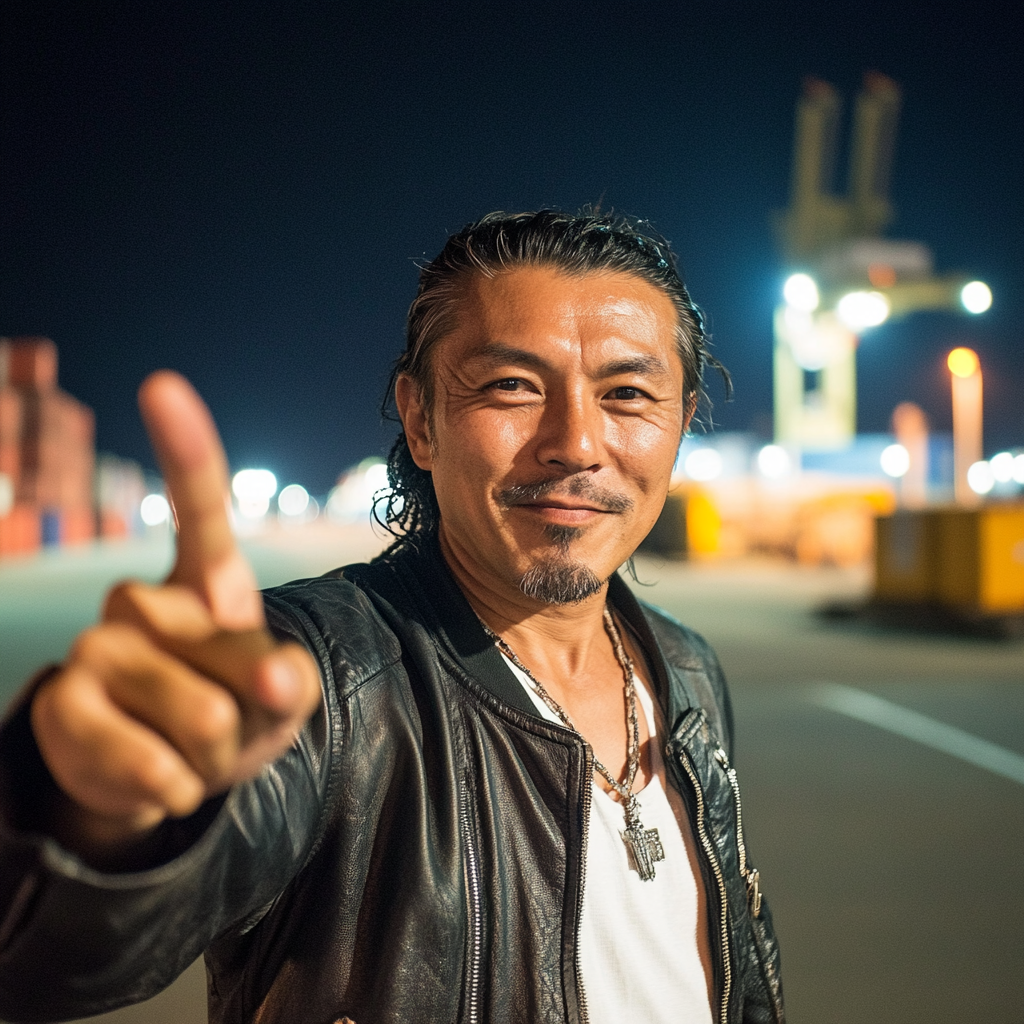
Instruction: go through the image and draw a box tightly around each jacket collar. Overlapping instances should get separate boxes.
[358,533,684,722]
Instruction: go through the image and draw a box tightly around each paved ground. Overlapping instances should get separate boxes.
[2,530,1021,1023]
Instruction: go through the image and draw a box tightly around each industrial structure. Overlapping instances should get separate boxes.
[0,337,146,557]
[642,73,1023,630]
[0,337,95,555]
[772,72,991,451]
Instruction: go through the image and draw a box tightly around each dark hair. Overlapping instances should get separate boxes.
[375,209,729,548]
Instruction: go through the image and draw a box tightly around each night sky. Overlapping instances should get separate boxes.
[2,2,1021,494]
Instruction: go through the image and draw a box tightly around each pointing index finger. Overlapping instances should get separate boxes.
[138,371,263,630]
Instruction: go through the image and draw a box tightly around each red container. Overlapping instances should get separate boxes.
[15,389,95,510]
[0,504,41,556]
[6,337,58,390]
[0,443,19,481]
[0,388,21,443]
[99,509,129,539]
[0,340,99,554]
[17,464,94,509]
[61,506,96,545]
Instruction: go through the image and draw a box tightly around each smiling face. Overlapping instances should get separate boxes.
[396,265,688,608]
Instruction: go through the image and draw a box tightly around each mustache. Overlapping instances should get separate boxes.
[497,475,634,514]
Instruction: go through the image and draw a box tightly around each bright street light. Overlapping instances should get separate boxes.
[989,452,1014,484]
[756,444,791,479]
[232,468,278,519]
[947,347,980,378]
[947,347,983,506]
[836,290,890,330]
[960,281,992,315]
[783,273,819,312]
[683,448,722,482]
[140,493,171,527]
[966,461,994,495]
[327,459,390,523]
[278,483,310,518]
[880,444,911,478]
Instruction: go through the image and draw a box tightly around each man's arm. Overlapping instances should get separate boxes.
[0,372,324,1017]
[28,371,321,865]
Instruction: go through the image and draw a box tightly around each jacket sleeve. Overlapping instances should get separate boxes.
[0,600,338,1023]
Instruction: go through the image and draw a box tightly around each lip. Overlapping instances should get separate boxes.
[517,499,607,512]
[510,502,608,525]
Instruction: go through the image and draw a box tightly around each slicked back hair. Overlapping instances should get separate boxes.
[375,209,727,550]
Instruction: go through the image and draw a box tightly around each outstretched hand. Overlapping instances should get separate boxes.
[30,372,321,861]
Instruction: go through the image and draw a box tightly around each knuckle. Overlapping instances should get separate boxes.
[30,677,65,736]
[187,688,241,746]
[102,579,148,622]
[285,644,321,698]
[70,623,139,667]
[135,751,192,803]
[70,625,114,664]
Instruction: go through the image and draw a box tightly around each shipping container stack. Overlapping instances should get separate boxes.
[0,337,96,557]
[95,453,148,539]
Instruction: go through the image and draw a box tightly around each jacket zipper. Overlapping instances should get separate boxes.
[713,746,762,918]
[460,785,484,1024]
[573,746,594,1024]
[676,747,732,1024]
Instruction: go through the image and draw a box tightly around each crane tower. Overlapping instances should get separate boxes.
[772,72,990,450]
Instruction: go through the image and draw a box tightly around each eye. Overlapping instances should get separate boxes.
[483,375,542,400]
[608,386,647,401]
[486,377,535,394]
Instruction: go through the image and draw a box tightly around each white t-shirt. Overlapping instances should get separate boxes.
[502,655,713,1024]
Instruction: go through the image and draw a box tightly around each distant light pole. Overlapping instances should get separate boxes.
[890,401,928,507]
[947,347,983,506]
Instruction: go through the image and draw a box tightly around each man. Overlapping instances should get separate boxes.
[0,210,783,1023]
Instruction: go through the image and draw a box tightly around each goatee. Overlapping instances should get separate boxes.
[513,514,607,605]
[519,560,604,605]
[502,478,621,605]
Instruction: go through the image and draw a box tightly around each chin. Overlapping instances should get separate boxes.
[518,558,606,605]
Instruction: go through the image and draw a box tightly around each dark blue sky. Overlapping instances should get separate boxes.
[2,2,1021,493]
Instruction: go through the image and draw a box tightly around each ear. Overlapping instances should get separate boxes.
[681,390,698,435]
[395,375,434,471]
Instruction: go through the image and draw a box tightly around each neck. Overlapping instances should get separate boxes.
[437,522,613,683]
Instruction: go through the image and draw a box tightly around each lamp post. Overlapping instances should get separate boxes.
[947,347,983,506]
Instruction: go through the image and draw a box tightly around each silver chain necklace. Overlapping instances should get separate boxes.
[481,608,665,881]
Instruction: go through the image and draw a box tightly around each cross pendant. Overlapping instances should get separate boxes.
[623,821,665,881]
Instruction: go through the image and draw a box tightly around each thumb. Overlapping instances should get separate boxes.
[138,370,263,630]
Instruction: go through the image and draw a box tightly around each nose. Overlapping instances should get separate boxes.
[534,388,603,473]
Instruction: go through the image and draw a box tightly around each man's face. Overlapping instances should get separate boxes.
[398,265,687,605]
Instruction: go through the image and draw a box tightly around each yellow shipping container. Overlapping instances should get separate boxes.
[875,504,1024,613]
[874,510,939,603]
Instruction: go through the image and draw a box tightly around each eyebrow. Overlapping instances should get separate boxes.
[469,343,674,380]
[470,343,549,372]
[596,355,673,379]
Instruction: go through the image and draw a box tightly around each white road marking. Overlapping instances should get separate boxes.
[811,682,1024,787]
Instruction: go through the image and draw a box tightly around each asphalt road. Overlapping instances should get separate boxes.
[2,529,1021,1023]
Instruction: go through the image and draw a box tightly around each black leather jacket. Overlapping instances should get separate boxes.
[0,536,784,1023]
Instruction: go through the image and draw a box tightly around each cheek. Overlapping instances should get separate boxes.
[435,408,531,468]
[608,420,680,487]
